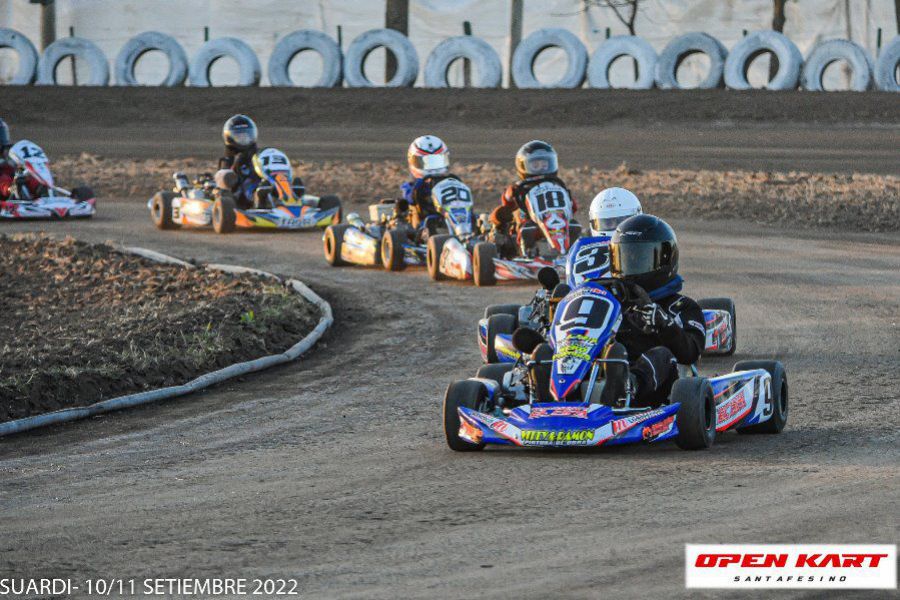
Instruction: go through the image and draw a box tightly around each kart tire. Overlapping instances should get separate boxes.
[70,186,95,202]
[0,28,39,85]
[317,194,342,226]
[874,36,900,91]
[734,360,788,434]
[344,28,419,88]
[381,229,406,271]
[511,28,588,89]
[424,35,502,88]
[724,30,802,90]
[587,35,658,89]
[268,30,343,88]
[672,377,716,450]
[443,380,487,451]
[189,37,261,87]
[485,314,517,364]
[37,37,110,86]
[212,194,237,233]
[151,191,176,230]
[698,297,737,356]
[801,39,873,92]
[475,363,514,386]
[426,233,452,281]
[324,223,351,266]
[473,241,497,287]
[655,32,727,90]
[483,303,520,319]
[115,31,189,86]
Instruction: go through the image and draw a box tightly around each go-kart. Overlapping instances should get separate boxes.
[324,178,482,273]
[466,180,582,287]
[445,274,787,451]
[0,140,96,220]
[149,148,341,234]
[477,237,737,363]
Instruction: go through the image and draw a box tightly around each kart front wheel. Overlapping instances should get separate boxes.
[473,242,497,287]
[476,363,514,386]
[426,234,452,281]
[212,194,237,234]
[672,377,716,450]
[734,360,788,434]
[485,313,516,364]
[699,297,737,356]
[381,229,406,272]
[151,191,176,230]
[317,194,342,225]
[324,224,351,266]
[443,380,488,452]
[484,303,520,319]
[70,185,95,202]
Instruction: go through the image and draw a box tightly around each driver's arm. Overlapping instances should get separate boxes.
[658,297,706,364]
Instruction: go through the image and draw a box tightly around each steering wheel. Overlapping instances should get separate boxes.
[592,277,650,309]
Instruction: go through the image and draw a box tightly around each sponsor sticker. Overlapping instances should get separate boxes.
[611,407,668,435]
[529,406,589,419]
[520,429,594,444]
[685,544,896,589]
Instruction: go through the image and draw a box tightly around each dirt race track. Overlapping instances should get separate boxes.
[0,89,898,599]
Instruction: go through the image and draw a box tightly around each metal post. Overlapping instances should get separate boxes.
[508,0,523,88]
[463,21,472,87]
[68,25,76,85]
[29,0,56,50]
[204,26,209,42]
[385,0,409,82]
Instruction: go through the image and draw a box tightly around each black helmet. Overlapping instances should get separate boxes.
[223,114,258,150]
[609,214,679,292]
[515,140,558,179]
[0,119,10,149]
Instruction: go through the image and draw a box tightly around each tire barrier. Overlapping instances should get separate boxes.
[801,39,872,92]
[655,32,727,89]
[588,35,658,89]
[189,37,261,87]
[344,28,418,87]
[114,31,188,87]
[268,29,342,87]
[874,36,900,92]
[512,28,587,89]
[0,28,39,85]
[724,30,802,90]
[36,36,110,86]
[424,35,502,88]
[0,247,334,438]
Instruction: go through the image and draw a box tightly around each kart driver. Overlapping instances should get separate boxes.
[489,140,577,257]
[0,118,45,201]
[606,214,706,407]
[399,135,461,232]
[214,114,267,209]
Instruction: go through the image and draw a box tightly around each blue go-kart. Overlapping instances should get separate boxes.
[444,272,787,451]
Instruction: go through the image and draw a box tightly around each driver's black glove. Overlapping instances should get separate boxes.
[633,302,676,335]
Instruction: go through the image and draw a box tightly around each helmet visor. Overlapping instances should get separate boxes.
[230,127,256,148]
[591,215,631,235]
[411,152,449,173]
[610,241,663,277]
[522,151,558,176]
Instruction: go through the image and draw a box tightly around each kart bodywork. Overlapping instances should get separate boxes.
[0,140,96,220]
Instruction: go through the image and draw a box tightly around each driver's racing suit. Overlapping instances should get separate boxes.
[489,175,576,257]
[0,157,43,201]
[400,172,461,230]
[217,144,260,209]
[618,289,706,407]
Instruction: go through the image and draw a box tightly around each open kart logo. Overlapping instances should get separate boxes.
[685,544,896,589]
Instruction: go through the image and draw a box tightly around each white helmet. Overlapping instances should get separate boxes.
[407,135,450,179]
[589,187,642,237]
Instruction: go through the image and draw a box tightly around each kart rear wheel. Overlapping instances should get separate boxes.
[484,303,520,319]
[317,194,342,225]
[151,191,176,230]
[443,380,488,452]
[426,233,452,281]
[485,314,517,363]
[672,377,716,450]
[734,360,788,434]
[212,194,237,233]
[476,363,514,386]
[381,229,406,271]
[324,224,351,266]
[699,297,737,356]
[473,241,497,287]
